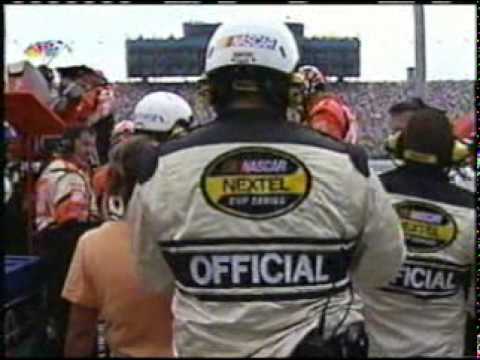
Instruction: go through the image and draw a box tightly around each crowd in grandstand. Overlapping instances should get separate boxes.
[113,80,474,157]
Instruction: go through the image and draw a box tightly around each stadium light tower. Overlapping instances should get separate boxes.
[414,4,426,99]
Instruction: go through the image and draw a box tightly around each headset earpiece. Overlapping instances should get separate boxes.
[451,140,471,165]
[386,130,441,165]
[385,131,404,159]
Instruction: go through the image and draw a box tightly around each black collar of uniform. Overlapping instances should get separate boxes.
[400,164,450,181]
[216,107,286,123]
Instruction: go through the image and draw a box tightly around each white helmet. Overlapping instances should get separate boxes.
[205,21,299,75]
[133,91,193,133]
[298,65,327,95]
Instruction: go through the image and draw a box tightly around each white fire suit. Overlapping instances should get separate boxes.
[127,109,406,357]
[359,165,475,357]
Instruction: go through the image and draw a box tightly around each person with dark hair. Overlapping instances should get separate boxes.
[92,120,136,221]
[360,108,475,357]
[33,124,100,355]
[91,113,115,166]
[127,21,405,358]
[62,136,173,358]
[35,125,99,233]
[387,97,430,132]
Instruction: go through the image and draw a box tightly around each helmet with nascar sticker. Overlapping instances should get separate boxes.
[298,65,327,95]
[133,91,193,134]
[205,21,299,75]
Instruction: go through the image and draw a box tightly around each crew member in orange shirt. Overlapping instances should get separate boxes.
[34,125,100,355]
[62,136,173,357]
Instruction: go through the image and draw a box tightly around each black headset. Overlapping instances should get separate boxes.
[385,102,471,168]
[385,126,471,167]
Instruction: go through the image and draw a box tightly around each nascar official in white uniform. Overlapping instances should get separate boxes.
[361,107,475,357]
[127,21,406,357]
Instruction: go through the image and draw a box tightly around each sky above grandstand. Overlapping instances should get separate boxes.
[5,4,476,82]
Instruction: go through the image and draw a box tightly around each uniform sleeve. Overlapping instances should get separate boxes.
[126,183,175,293]
[350,172,406,289]
[62,231,99,308]
[53,172,91,225]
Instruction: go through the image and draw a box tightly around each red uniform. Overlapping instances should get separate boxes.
[305,93,359,144]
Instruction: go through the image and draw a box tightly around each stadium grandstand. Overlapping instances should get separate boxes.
[113,79,474,159]
[126,22,360,79]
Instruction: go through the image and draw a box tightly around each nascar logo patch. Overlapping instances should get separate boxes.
[394,201,458,252]
[201,147,311,220]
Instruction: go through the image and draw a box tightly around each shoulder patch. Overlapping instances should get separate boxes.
[201,146,312,220]
[346,144,370,177]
